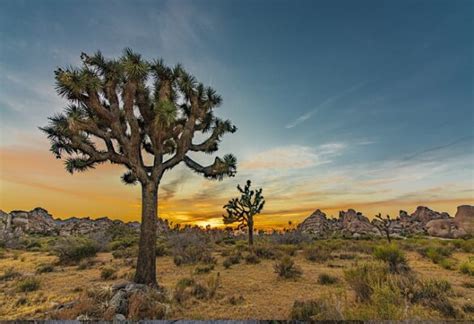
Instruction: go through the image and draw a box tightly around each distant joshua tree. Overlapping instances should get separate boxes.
[41,49,237,286]
[223,180,265,247]
[372,213,393,243]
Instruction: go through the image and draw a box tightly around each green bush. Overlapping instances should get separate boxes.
[304,246,331,263]
[318,273,338,285]
[53,237,98,265]
[194,264,214,274]
[344,262,388,302]
[100,267,117,280]
[254,245,281,259]
[373,244,409,273]
[17,277,41,292]
[244,253,260,264]
[112,246,138,259]
[108,235,137,251]
[412,279,456,317]
[274,256,302,279]
[223,252,241,269]
[460,260,474,276]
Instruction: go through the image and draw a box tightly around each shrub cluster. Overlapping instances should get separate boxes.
[274,256,302,279]
[52,237,98,265]
[373,244,409,273]
[303,245,331,263]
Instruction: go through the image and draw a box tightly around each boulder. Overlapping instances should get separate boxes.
[410,206,450,224]
[454,205,474,235]
[426,219,467,238]
[338,209,379,237]
[297,209,330,236]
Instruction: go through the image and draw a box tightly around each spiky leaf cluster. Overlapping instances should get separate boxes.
[41,49,237,183]
[223,180,265,229]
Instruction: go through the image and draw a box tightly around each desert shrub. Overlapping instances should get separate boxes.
[0,248,5,258]
[112,246,138,259]
[223,253,241,269]
[17,277,41,292]
[347,284,404,320]
[347,240,376,254]
[274,256,302,279]
[174,274,220,303]
[155,242,168,257]
[77,258,96,270]
[254,244,281,259]
[290,299,340,320]
[373,244,409,273]
[25,239,42,251]
[244,253,260,264]
[344,262,388,302]
[108,235,137,251]
[53,286,113,319]
[169,231,213,266]
[438,258,456,270]
[0,267,22,281]
[271,230,311,245]
[418,244,453,262]
[100,267,117,280]
[53,237,98,265]
[228,295,245,305]
[36,263,54,274]
[318,273,338,285]
[206,273,220,298]
[460,260,474,276]
[462,303,474,314]
[412,279,456,317]
[303,245,331,263]
[127,288,167,320]
[338,253,357,260]
[194,264,214,274]
[277,244,299,256]
[450,239,474,253]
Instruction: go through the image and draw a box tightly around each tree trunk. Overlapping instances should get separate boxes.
[134,182,158,286]
[248,218,254,247]
[386,230,391,243]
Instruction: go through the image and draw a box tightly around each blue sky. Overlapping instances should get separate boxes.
[0,0,473,226]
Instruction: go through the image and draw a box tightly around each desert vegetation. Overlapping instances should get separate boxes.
[0,230,472,320]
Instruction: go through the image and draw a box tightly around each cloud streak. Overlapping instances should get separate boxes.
[284,81,368,129]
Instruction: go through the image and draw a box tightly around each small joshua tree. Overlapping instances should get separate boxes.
[222,180,265,247]
[372,213,393,243]
[41,49,237,286]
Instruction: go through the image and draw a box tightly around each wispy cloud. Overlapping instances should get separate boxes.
[240,143,346,170]
[285,81,367,129]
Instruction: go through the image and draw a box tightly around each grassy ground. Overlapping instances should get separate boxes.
[0,239,473,320]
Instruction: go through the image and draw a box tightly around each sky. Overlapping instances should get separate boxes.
[0,0,473,229]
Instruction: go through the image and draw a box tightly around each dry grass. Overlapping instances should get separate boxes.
[0,242,473,320]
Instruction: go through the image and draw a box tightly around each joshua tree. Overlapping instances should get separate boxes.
[372,213,393,243]
[222,180,265,247]
[41,49,237,286]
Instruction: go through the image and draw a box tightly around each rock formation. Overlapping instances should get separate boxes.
[298,205,473,239]
[0,207,169,242]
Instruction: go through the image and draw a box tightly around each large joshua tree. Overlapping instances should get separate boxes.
[223,180,265,247]
[41,49,237,286]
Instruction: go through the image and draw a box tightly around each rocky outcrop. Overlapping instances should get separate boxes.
[297,209,331,237]
[298,208,379,238]
[298,205,473,238]
[338,209,379,237]
[0,208,170,240]
[425,219,467,238]
[454,205,474,235]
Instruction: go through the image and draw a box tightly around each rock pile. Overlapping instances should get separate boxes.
[0,207,169,241]
[297,205,473,239]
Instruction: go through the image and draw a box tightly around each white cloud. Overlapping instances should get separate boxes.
[240,143,346,170]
